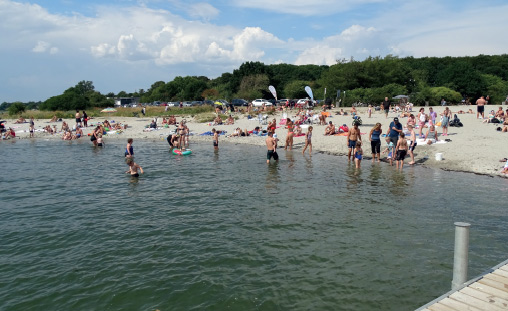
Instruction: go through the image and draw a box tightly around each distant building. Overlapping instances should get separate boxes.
[111,97,140,107]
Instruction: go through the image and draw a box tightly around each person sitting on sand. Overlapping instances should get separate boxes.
[318,112,327,125]
[350,107,357,116]
[406,114,416,128]
[75,126,83,138]
[50,115,58,122]
[295,123,302,135]
[500,160,508,174]
[52,125,57,134]
[61,121,69,132]
[483,110,498,123]
[3,127,16,139]
[495,107,505,121]
[231,128,241,137]
[14,117,26,124]
[425,122,439,144]
[213,116,223,125]
[162,117,168,125]
[103,120,112,129]
[225,115,234,125]
[324,121,335,135]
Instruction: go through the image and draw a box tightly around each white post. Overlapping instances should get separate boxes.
[451,222,470,290]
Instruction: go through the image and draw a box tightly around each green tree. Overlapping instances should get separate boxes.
[236,74,270,100]
[8,102,26,115]
[283,80,311,99]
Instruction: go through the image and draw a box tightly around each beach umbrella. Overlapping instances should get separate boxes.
[392,95,409,99]
[101,107,117,112]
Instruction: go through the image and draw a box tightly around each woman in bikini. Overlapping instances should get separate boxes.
[417,108,427,139]
[285,118,294,150]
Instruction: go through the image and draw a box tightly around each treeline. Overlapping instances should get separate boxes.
[139,54,508,106]
[3,54,508,112]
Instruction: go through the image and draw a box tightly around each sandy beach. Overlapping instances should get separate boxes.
[4,105,508,177]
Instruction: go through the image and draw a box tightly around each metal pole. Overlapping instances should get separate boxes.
[451,222,470,290]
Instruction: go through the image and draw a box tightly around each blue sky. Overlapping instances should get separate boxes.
[1,0,507,102]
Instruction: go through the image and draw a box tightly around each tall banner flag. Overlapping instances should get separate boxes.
[305,86,314,101]
[268,85,277,100]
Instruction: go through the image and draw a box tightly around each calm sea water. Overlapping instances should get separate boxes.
[1,139,507,311]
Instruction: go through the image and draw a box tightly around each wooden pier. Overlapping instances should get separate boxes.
[417,259,508,310]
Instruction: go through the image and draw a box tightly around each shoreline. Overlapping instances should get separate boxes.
[3,105,508,178]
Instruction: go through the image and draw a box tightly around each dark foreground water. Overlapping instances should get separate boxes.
[0,139,507,311]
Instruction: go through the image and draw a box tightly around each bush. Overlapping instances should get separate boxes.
[8,102,26,116]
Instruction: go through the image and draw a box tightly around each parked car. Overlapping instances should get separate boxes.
[182,101,192,107]
[203,100,214,106]
[276,99,290,106]
[252,99,272,107]
[232,99,249,106]
[191,101,203,106]
[296,99,315,108]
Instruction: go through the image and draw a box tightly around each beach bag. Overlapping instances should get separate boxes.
[491,118,500,123]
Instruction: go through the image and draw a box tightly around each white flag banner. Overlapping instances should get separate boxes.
[305,86,313,101]
[268,85,277,100]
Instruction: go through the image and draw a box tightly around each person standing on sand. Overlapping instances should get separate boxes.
[347,122,362,161]
[82,110,88,127]
[441,107,452,136]
[266,132,279,164]
[407,125,417,165]
[29,116,35,138]
[302,126,313,155]
[382,97,390,118]
[75,110,82,128]
[428,107,437,124]
[476,96,486,119]
[212,128,219,150]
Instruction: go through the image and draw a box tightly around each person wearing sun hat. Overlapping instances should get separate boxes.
[387,117,403,147]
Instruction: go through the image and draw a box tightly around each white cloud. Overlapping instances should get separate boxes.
[188,2,220,20]
[230,0,385,16]
[294,25,385,65]
[32,41,50,53]
[32,40,59,54]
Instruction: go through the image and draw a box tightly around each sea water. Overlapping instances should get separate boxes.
[0,139,507,310]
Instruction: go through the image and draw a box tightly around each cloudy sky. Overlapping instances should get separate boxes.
[1,0,507,102]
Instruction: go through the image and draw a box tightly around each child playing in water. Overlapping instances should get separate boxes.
[382,136,395,166]
[97,133,104,147]
[125,158,143,177]
[354,141,363,168]
[302,126,313,155]
[212,128,219,150]
[395,132,408,169]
